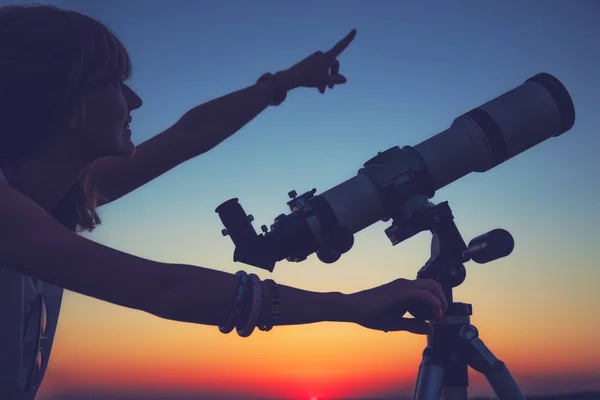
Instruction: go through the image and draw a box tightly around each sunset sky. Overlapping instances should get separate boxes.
[14,0,600,399]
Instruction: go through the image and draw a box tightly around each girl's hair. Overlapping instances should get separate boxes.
[0,4,132,232]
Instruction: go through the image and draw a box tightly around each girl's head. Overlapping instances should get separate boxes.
[0,3,143,161]
[0,4,143,231]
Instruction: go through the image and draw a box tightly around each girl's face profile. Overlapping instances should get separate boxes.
[74,78,143,160]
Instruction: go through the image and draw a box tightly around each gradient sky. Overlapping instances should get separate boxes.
[9,0,599,399]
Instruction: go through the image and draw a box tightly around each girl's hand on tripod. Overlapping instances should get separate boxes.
[348,278,448,334]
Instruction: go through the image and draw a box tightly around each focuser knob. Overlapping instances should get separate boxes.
[316,247,341,264]
[324,226,354,254]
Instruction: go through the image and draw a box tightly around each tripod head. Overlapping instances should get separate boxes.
[392,196,514,319]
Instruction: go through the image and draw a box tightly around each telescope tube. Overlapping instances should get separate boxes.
[318,73,575,234]
[216,73,576,270]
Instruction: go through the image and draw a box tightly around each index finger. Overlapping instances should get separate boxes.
[325,29,357,58]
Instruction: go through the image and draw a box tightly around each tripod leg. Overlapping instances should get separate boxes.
[413,346,444,400]
[459,325,527,400]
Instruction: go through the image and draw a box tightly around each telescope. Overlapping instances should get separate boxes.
[215,72,575,400]
[216,72,575,272]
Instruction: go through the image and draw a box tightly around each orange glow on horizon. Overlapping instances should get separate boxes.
[40,296,600,400]
[38,233,600,400]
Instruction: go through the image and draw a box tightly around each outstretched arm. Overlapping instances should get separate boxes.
[0,182,445,333]
[0,182,348,326]
[91,29,357,205]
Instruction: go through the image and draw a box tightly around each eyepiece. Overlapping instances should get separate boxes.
[215,198,257,247]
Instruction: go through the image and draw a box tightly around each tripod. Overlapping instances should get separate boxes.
[386,199,527,400]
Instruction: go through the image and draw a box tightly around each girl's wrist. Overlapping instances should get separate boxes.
[274,69,300,92]
[258,281,351,326]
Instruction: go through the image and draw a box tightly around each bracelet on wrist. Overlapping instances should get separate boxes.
[256,72,287,106]
[219,271,250,334]
[237,274,262,337]
[258,279,280,332]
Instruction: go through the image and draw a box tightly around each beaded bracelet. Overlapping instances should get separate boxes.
[219,271,250,334]
[258,279,280,332]
[256,72,287,106]
[237,274,262,338]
